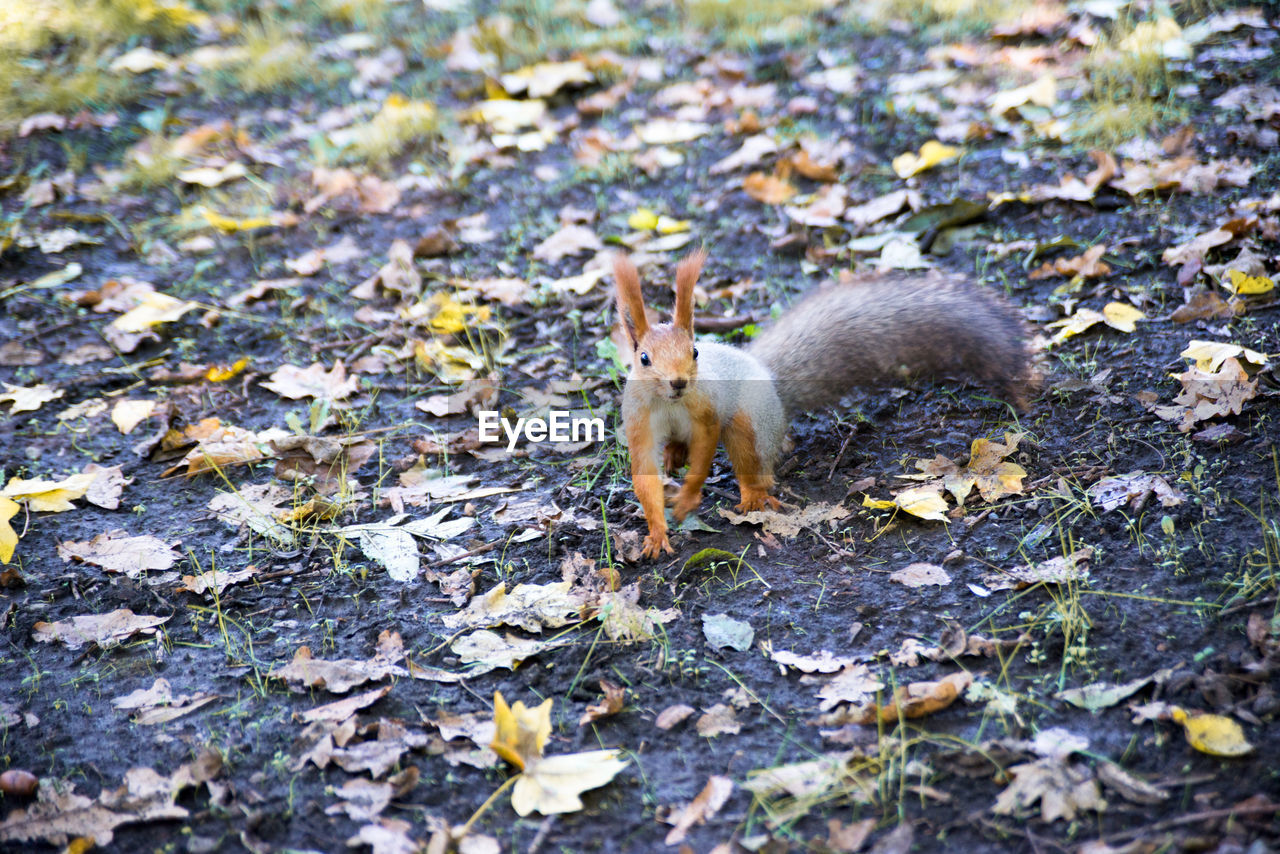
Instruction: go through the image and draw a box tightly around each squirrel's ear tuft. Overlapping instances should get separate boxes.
[614,252,648,349]
[673,247,705,334]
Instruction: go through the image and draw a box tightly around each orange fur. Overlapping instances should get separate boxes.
[673,247,705,334]
[725,410,781,512]
[626,412,672,558]
[670,397,720,521]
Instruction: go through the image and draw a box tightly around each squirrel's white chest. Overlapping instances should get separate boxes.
[648,398,693,446]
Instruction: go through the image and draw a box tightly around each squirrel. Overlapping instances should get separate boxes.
[613,248,1037,559]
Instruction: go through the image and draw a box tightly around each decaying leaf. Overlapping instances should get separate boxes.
[662,775,733,845]
[57,530,182,578]
[718,501,849,536]
[33,609,169,650]
[269,630,409,694]
[0,383,64,413]
[261,361,359,401]
[440,580,587,633]
[842,671,972,725]
[889,562,951,588]
[1087,472,1185,512]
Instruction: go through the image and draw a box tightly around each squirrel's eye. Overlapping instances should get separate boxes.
[639,352,651,367]
[692,347,699,360]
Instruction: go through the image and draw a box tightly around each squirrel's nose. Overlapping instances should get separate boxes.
[670,378,688,391]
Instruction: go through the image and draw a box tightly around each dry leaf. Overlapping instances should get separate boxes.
[58,530,181,577]
[32,609,169,650]
[743,171,796,204]
[0,383,64,413]
[2,472,97,512]
[261,361,359,401]
[890,562,951,588]
[663,775,733,845]
[892,140,960,178]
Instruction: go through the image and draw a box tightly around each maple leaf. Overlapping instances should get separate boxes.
[490,692,628,816]
[261,361,359,401]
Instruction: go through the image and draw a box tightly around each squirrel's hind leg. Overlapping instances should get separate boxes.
[725,411,781,512]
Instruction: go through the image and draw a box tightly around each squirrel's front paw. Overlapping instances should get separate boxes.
[670,488,702,521]
[641,530,674,559]
[735,492,781,513]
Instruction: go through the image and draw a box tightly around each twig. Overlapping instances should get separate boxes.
[425,539,502,568]
[1100,800,1279,844]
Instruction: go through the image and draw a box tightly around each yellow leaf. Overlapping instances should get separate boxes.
[1225,269,1274,295]
[1047,307,1105,344]
[490,691,552,771]
[894,486,949,522]
[656,216,690,234]
[511,749,629,816]
[1181,340,1270,372]
[2,472,97,513]
[627,208,659,231]
[0,496,19,563]
[1102,302,1146,333]
[892,140,960,179]
[110,291,198,333]
[1172,707,1254,757]
[201,207,274,233]
[206,357,250,382]
[861,495,896,510]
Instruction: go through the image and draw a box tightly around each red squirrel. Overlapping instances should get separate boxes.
[614,250,1035,559]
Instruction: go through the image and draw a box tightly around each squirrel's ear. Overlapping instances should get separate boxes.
[613,252,649,349]
[673,247,705,334]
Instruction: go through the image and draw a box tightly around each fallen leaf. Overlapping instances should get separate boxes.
[695,704,741,737]
[269,631,408,694]
[0,497,19,564]
[532,224,602,263]
[578,680,626,727]
[0,383,64,413]
[702,613,754,651]
[490,692,628,816]
[655,705,695,730]
[844,671,972,724]
[663,775,733,845]
[1172,707,1254,757]
[440,581,586,633]
[2,472,97,512]
[892,140,960,178]
[58,530,181,578]
[111,399,157,434]
[261,361,359,401]
[32,609,169,650]
[890,562,951,588]
[743,171,796,204]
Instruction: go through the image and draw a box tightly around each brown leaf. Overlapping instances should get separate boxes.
[743,171,796,205]
[663,775,734,845]
[579,680,626,726]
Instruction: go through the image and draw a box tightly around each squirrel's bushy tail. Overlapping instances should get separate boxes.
[747,270,1036,414]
